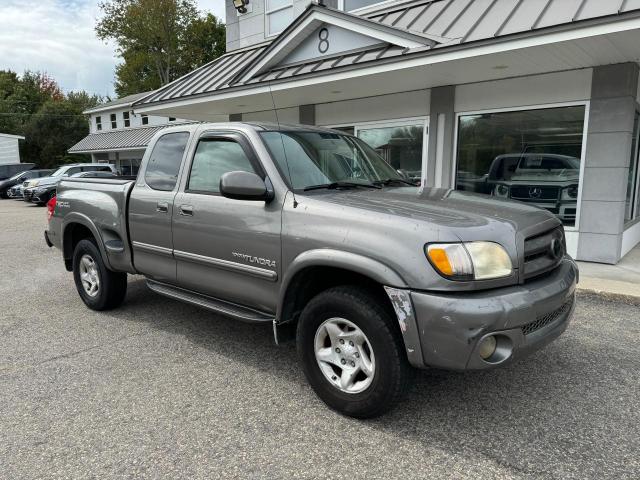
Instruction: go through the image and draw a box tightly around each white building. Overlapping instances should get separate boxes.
[0,133,25,165]
[69,92,188,175]
[132,0,640,264]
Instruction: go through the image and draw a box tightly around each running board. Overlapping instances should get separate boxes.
[146,279,274,324]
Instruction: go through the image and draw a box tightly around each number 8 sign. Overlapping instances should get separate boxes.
[318,27,329,54]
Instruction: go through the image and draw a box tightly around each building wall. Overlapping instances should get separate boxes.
[298,68,640,260]
[226,0,338,51]
[0,135,21,165]
[88,107,180,134]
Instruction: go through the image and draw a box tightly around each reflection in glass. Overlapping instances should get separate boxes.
[188,140,256,193]
[456,106,585,226]
[260,130,401,190]
[357,124,423,184]
[145,132,190,191]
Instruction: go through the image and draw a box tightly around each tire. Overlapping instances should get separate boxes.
[297,286,412,418]
[72,238,127,311]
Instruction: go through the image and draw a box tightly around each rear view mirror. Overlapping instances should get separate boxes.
[220,171,274,202]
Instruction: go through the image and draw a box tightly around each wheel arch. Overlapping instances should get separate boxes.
[275,250,425,368]
[62,213,112,272]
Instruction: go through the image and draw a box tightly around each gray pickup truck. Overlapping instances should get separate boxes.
[45,122,578,418]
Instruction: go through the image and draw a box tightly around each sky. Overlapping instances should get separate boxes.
[0,0,226,98]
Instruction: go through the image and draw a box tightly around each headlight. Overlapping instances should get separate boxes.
[28,180,39,187]
[426,242,513,281]
[494,184,509,197]
[561,185,578,200]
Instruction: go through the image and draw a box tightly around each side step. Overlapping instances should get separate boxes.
[146,279,275,324]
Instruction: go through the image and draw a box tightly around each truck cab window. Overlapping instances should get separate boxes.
[187,139,256,194]
[145,132,190,191]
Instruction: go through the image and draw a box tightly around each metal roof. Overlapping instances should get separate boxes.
[134,1,640,108]
[84,91,156,114]
[68,125,172,153]
[366,0,640,43]
[135,44,269,107]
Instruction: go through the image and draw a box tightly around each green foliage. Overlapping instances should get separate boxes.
[96,0,226,96]
[0,70,101,168]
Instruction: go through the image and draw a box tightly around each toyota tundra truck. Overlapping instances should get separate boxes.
[45,122,578,418]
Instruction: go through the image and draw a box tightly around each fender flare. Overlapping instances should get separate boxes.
[276,249,408,321]
[62,212,114,271]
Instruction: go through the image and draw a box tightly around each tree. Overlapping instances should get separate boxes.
[96,0,226,97]
[0,70,102,168]
[24,100,94,167]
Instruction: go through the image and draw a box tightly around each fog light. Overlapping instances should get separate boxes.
[478,335,497,360]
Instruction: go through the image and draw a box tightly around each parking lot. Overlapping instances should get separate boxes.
[0,199,638,479]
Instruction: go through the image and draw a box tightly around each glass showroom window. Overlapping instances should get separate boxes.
[456,105,586,227]
[266,0,293,37]
[356,120,427,184]
[625,112,640,222]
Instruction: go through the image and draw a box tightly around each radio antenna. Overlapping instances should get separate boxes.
[268,80,298,208]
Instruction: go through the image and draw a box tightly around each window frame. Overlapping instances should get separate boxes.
[110,113,117,129]
[327,116,430,186]
[184,131,267,197]
[625,108,640,224]
[141,114,149,126]
[452,101,590,233]
[123,111,130,128]
[265,0,294,38]
[95,116,102,131]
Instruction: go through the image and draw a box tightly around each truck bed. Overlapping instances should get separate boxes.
[53,177,137,274]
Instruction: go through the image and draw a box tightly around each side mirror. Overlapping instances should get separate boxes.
[220,171,274,202]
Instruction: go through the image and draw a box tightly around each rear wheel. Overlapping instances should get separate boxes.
[72,239,127,311]
[297,286,412,418]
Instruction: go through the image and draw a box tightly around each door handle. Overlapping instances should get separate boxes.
[156,201,169,213]
[179,205,194,216]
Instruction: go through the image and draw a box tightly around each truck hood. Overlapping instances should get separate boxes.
[310,186,557,235]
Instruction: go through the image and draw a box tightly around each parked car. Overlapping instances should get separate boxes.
[7,183,25,199]
[0,169,54,198]
[0,163,35,181]
[45,123,577,418]
[23,163,117,205]
[490,154,580,223]
[456,153,580,223]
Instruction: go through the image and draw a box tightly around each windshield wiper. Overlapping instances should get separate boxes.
[372,178,418,187]
[303,181,382,191]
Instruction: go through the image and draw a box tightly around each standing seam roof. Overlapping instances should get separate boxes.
[134,0,640,107]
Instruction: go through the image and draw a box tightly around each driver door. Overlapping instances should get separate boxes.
[172,131,282,313]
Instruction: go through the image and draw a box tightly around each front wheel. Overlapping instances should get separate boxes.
[72,239,127,311]
[297,286,412,418]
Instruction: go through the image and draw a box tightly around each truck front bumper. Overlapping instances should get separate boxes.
[389,257,577,370]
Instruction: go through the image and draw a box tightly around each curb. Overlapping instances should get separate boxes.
[576,287,640,305]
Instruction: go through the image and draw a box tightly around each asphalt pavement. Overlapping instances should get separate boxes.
[1,199,639,479]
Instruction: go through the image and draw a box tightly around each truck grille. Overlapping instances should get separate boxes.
[522,226,565,281]
[510,186,560,200]
[522,296,574,336]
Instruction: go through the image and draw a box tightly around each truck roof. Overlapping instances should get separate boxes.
[154,121,352,136]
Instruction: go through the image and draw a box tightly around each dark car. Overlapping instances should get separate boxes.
[23,164,117,205]
[0,169,54,198]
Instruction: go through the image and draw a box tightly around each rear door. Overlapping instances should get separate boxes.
[172,130,282,313]
[129,131,191,283]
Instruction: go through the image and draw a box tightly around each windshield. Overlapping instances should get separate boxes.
[8,172,27,181]
[50,167,67,177]
[260,131,403,190]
